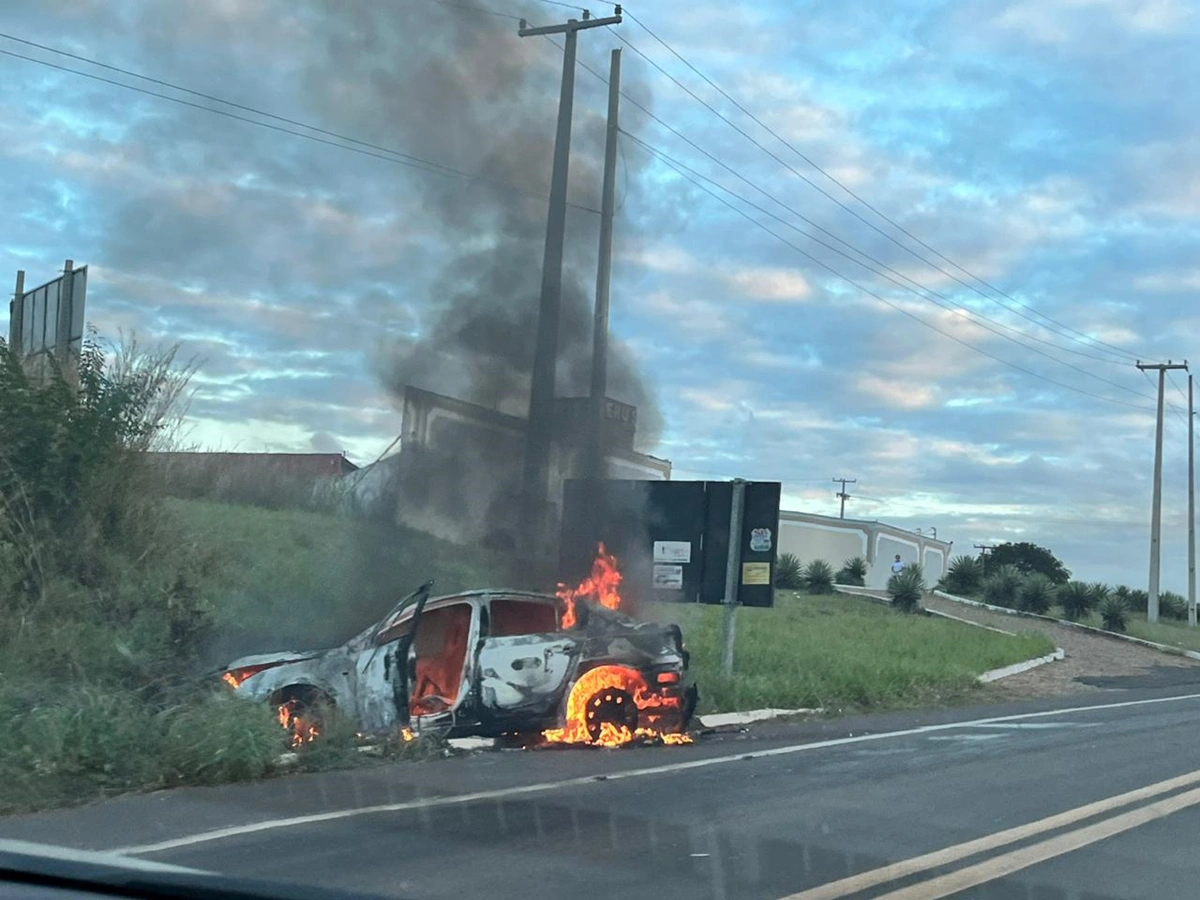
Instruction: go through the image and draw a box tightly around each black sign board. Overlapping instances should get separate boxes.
[559,479,781,607]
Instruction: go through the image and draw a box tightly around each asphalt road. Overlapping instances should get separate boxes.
[8,686,1200,900]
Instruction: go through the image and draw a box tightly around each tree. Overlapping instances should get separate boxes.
[987,542,1071,585]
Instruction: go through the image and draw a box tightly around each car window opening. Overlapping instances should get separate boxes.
[489,598,560,637]
[410,603,472,716]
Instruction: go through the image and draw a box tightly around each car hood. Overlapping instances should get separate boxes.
[221,650,326,671]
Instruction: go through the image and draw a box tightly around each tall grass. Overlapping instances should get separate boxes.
[646,592,1054,714]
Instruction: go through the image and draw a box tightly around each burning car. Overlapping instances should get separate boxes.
[219,548,698,748]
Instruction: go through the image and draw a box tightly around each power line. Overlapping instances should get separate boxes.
[621,130,1157,405]
[618,8,1146,364]
[0,38,602,214]
[561,43,1148,389]
[620,132,1154,413]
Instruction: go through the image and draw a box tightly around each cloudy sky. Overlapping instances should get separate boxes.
[2,0,1198,587]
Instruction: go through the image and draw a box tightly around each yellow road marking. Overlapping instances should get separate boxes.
[876,784,1200,899]
[782,767,1200,900]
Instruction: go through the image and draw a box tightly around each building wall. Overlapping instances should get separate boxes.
[778,510,952,589]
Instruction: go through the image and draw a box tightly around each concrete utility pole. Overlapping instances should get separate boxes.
[518,8,622,551]
[8,269,24,352]
[1136,360,1189,623]
[974,543,995,574]
[833,477,856,519]
[721,479,746,676]
[588,47,621,472]
[1190,374,1196,627]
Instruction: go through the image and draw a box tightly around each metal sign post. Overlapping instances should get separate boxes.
[720,479,746,676]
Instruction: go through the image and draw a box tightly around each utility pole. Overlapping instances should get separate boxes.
[833,477,856,519]
[720,479,746,676]
[8,269,24,353]
[1136,360,1189,622]
[587,47,621,475]
[518,8,622,555]
[1190,374,1196,627]
[974,543,995,574]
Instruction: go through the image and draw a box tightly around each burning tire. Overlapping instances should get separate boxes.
[584,688,639,744]
[271,686,331,747]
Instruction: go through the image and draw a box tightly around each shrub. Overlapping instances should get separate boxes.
[162,694,287,784]
[1100,594,1129,633]
[887,567,925,613]
[1128,588,1149,611]
[982,565,1023,608]
[1087,582,1111,607]
[803,559,836,595]
[774,553,803,590]
[942,555,983,595]
[1058,581,1095,621]
[1018,573,1056,614]
[835,556,868,587]
[1159,590,1188,621]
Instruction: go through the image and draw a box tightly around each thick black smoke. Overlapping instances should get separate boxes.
[302,1,661,444]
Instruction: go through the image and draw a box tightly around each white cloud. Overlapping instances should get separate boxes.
[724,265,813,302]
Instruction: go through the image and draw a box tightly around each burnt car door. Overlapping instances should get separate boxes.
[475,594,577,726]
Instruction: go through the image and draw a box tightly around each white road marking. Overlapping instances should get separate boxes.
[964,722,1101,730]
[113,691,1200,858]
[925,734,1003,742]
[874,784,1200,899]
[779,766,1200,900]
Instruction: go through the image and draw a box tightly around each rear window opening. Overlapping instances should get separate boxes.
[489,598,561,637]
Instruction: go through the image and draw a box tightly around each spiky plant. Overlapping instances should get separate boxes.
[1160,590,1188,621]
[1018,573,1056,614]
[1058,581,1095,621]
[1088,582,1111,607]
[1100,594,1129,633]
[982,564,1023,608]
[803,559,836,595]
[942,555,983,595]
[836,555,868,586]
[888,568,925,613]
[774,552,803,590]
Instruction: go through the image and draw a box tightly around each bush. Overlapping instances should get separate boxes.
[1100,594,1129,633]
[835,556,868,587]
[774,553,803,590]
[887,567,925,613]
[942,555,983,595]
[982,565,1023,608]
[803,559,835,595]
[162,694,287,784]
[1058,581,1095,621]
[1159,590,1188,621]
[1018,573,1056,614]
[1128,588,1149,611]
[1087,582,1111,607]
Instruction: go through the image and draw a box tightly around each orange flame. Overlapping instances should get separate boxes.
[542,664,692,748]
[277,701,320,748]
[557,542,623,629]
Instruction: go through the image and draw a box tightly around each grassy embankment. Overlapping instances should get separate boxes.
[647,591,1054,715]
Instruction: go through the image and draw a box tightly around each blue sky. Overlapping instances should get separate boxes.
[3,0,1199,587]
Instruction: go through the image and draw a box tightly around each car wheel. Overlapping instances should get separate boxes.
[272,686,332,746]
[584,687,639,743]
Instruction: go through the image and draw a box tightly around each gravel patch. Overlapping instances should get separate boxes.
[920,593,1200,699]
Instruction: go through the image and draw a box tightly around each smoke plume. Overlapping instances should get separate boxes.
[303,1,661,445]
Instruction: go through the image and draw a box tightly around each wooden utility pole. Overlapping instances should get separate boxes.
[974,543,995,574]
[588,48,621,472]
[1190,374,1196,627]
[1136,360,1189,622]
[517,8,622,552]
[833,476,856,519]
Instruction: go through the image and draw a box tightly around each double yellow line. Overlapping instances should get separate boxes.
[784,767,1200,900]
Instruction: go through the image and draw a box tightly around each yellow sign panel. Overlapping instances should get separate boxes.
[742,562,771,586]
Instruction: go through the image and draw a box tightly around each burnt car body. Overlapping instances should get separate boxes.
[220,584,697,742]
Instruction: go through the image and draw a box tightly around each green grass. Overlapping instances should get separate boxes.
[1064,607,1200,653]
[646,591,1055,715]
[171,499,513,659]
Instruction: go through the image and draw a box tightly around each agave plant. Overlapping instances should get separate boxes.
[1018,573,1056,614]
[804,559,836,595]
[1088,582,1111,607]
[1159,590,1188,621]
[774,552,804,590]
[942,555,983,596]
[836,555,869,587]
[1100,594,1129,633]
[982,564,1023,608]
[888,568,925,613]
[1058,581,1095,621]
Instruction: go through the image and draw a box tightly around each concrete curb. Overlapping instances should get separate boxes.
[697,708,823,728]
[933,590,1200,662]
[978,648,1066,683]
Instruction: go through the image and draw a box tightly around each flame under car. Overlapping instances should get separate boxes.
[220,585,697,747]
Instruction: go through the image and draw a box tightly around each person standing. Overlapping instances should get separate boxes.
[891,554,905,575]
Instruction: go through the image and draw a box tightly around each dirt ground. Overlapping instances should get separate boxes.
[920,593,1200,699]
